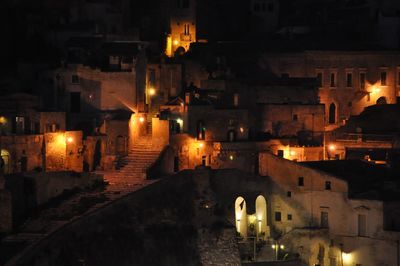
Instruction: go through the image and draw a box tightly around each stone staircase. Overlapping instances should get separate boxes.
[103,135,162,187]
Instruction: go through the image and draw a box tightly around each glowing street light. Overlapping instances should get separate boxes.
[148,88,156,96]
[271,242,285,260]
[173,39,179,46]
[139,117,145,123]
[67,137,73,143]
[329,144,335,151]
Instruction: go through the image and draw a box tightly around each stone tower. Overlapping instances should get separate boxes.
[166,0,196,57]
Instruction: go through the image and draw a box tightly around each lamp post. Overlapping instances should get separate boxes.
[271,242,285,260]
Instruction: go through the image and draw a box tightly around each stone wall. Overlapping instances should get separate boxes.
[0,189,12,233]
[260,104,324,137]
[152,117,169,149]
[45,131,83,172]
[261,51,400,125]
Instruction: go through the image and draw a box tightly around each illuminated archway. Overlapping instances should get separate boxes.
[376,96,387,105]
[235,196,247,237]
[1,149,11,174]
[255,195,269,238]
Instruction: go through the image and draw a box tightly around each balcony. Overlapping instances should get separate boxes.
[180,34,192,42]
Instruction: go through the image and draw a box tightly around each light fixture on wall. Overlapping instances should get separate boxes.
[67,137,73,143]
[139,117,145,123]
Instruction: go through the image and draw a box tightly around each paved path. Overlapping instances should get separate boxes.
[2,137,162,265]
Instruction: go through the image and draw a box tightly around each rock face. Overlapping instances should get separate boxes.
[197,228,241,266]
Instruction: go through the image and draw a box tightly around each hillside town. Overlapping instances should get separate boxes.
[1,0,400,265]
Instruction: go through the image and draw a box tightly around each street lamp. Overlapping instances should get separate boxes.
[271,242,285,260]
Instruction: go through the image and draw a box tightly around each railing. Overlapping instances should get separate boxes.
[328,132,394,142]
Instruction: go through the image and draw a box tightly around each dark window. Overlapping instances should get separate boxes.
[330,73,336,87]
[293,114,298,121]
[261,2,266,11]
[317,73,323,87]
[148,68,156,87]
[254,3,260,11]
[70,92,81,113]
[325,181,331,190]
[329,103,336,124]
[268,3,274,11]
[346,73,353,87]
[348,101,352,107]
[287,214,292,220]
[71,74,80,84]
[287,191,291,197]
[321,211,329,228]
[275,211,281,221]
[277,150,284,157]
[381,71,387,86]
[358,214,367,236]
[360,73,366,89]
[298,177,304,186]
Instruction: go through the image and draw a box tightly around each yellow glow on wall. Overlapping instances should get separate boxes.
[371,86,381,94]
[148,88,156,96]
[139,117,145,123]
[173,39,179,46]
[248,214,256,224]
[198,142,204,148]
[342,253,352,264]
[166,35,172,57]
[0,116,7,124]
[329,144,335,151]
[56,134,66,145]
[67,137,73,143]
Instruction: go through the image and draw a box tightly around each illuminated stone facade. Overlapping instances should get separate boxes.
[166,0,196,56]
[261,51,400,129]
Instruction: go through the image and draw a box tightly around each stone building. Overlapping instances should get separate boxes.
[256,153,400,265]
[261,50,400,130]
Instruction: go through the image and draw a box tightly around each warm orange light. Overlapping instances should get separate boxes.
[199,142,204,148]
[173,40,179,46]
[148,88,156,96]
[67,137,73,143]
[371,86,381,94]
[229,155,234,160]
[0,116,7,124]
[139,117,145,123]
[329,144,335,151]
[290,150,296,156]
[239,127,244,133]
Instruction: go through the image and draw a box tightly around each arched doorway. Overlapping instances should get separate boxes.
[377,96,387,105]
[1,149,11,174]
[328,103,336,124]
[255,195,269,239]
[235,196,247,237]
[93,140,102,171]
[116,135,126,155]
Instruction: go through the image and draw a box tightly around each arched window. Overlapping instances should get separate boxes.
[376,96,387,105]
[329,103,336,124]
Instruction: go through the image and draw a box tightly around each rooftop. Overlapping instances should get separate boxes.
[303,160,400,201]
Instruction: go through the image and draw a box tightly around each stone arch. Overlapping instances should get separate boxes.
[1,149,11,174]
[376,96,387,105]
[328,103,336,124]
[255,195,269,238]
[235,196,247,237]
